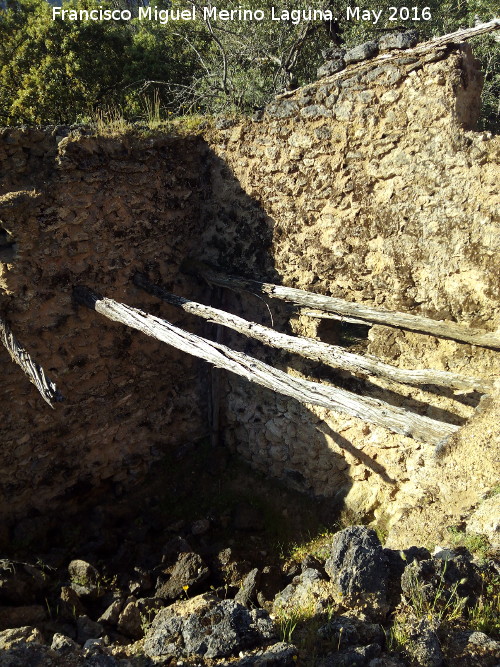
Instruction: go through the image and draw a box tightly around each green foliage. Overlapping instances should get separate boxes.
[0,0,498,129]
[468,571,500,637]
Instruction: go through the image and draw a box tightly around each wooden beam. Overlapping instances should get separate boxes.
[74,286,460,446]
[186,261,500,350]
[0,316,62,408]
[134,273,490,393]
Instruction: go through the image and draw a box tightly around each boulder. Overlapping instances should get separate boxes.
[378,31,419,51]
[273,568,334,616]
[235,568,260,607]
[50,632,80,653]
[156,551,210,601]
[344,41,378,64]
[317,58,345,78]
[324,527,389,617]
[0,626,44,650]
[117,599,143,639]
[143,593,276,659]
[406,618,444,667]
[76,615,103,644]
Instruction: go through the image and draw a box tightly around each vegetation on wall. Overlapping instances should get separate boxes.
[0,0,498,130]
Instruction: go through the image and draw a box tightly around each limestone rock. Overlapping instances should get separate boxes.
[143,593,276,659]
[0,626,44,650]
[51,632,80,653]
[273,568,334,616]
[466,495,500,547]
[317,58,345,78]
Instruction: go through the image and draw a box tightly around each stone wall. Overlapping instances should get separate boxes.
[0,130,211,521]
[199,42,499,545]
[0,39,498,546]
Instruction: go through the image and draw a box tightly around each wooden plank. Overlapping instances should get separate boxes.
[186,261,500,350]
[74,286,460,446]
[134,273,490,393]
[0,316,62,408]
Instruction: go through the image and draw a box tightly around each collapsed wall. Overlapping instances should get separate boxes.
[200,42,500,545]
[0,38,499,547]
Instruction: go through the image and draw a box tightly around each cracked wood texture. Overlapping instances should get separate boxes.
[134,273,490,393]
[0,315,61,408]
[188,262,500,350]
[74,286,459,446]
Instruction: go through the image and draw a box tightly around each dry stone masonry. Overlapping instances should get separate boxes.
[0,32,499,548]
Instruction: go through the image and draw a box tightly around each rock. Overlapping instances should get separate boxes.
[265,101,299,119]
[156,551,210,600]
[273,568,334,616]
[59,585,87,620]
[68,559,103,599]
[448,629,500,665]
[401,555,481,610]
[98,598,124,625]
[117,599,143,639]
[51,632,80,653]
[0,626,44,650]
[161,535,192,564]
[324,527,389,617]
[191,518,211,535]
[143,593,276,659]
[68,559,99,587]
[0,605,46,630]
[222,641,298,665]
[406,618,444,667]
[466,495,500,547]
[344,41,378,64]
[76,615,104,644]
[317,616,359,647]
[317,58,345,78]
[378,31,419,51]
[83,655,118,667]
[301,554,327,575]
[235,568,261,607]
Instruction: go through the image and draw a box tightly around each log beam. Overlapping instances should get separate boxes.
[0,316,62,408]
[74,285,460,446]
[134,273,490,393]
[186,261,500,350]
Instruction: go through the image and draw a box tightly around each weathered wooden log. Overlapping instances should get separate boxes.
[186,261,500,350]
[134,273,490,393]
[0,316,62,408]
[74,286,460,446]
